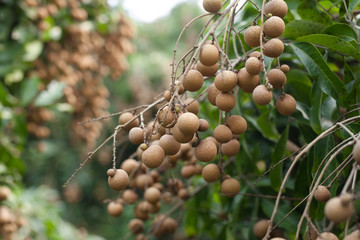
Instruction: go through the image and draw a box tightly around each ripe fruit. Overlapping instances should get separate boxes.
[316,232,338,240]
[244,26,261,47]
[129,219,144,234]
[157,106,176,127]
[214,70,238,91]
[123,189,139,204]
[107,201,123,217]
[226,115,247,135]
[202,163,220,183]
[324,195,354,222]
[163,217,178,234]
[177,112,199,135]
[129,127,145,145]
[280,64,290,73]
[263,38,284,58]
[164,90,171,101]
[121,159,140,175]
[314,185,331,202]
[184,98,200,115]
[199,43,219,66]
[267,68,286,89]
[198,119,209,132]
[119,112,139,131]
[344,230,360,240]
[196,61,218,77]
[159,134,181,155]
[221,139,240,156]
[136,174,154,190]
[221,178,240,197]
[306,229,318,240]
[171,123,194,143]
[108,169,129,191]
[237,68,261,93]
[253,85,273,105]
[253,219,269,238]
[208,83,220,105]
[249,51,261,58]
[352,141,360,163]
[178,188,189,199]
[245,57,262,75]
[263,16,285,38]
[183,69,204,92]
[215,92,236,111]
[214,124,233,143]
[195,139,218,162]
[144,187,161,204]
[276,94,296,116]
[0,187,11,201]
[181,165,196,179]
[264,0,288,18]
[142,145,165,168]
[203,0,222,13]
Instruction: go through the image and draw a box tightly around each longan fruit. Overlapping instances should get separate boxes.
[184,98,200,115]
[142,145,165,168]
[245,57,262,75]
[352,141,360,163]
[129,127,145,145]
[244,26,261,47]
[263,16,285,38]
[149,201,161,213]
[183,69,204,92]
[270,238,286,240]
[181,165,196,179]
[344,230,360,240]
[276,94,296,116]
[267,69,286,89]
[208,83,220,105]
[108,169,129,191]
[167,178,184,193]
[178,188,189,200]
[129,219,144,234]
[170,124,194,143]
[119,112,139,131]
[196,61,218,77]
[202,163,220,183]
[0,187,11,201]
[263,38,284,58]
[221,178,240,197]
[199,43,219,66]
[214,70,238,92]
[314,185,330,202]
[195,139,218,162]
[249,51,261,58]
[107,201,123,217]
[159,134,181,155]
[226,115,247,135]
[280,64,290,73]
[264,0,288,18]
[305,229,318,240]
[214,124,233,143]
[198,119,209,132]
[253,85,273,105]
[221,139,240,156]
[164,90,171,101]
[121,159,140,175]
[144,187,161,204]
[163,217,178,234]
[324,195,354,222]
[123,189,139,204]
[316,232,338,240]
[203,0,222,13]
[177,112,199,135]
[157,106,176,127]
[194,164,203,175]
[136,174,154,190]
[172,80,185,94]
[237,68,261,93]
[216,92,236,112]
[253,219,270,238]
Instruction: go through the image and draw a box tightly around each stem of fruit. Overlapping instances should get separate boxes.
[259,0,269,85]
[112,125,121,169]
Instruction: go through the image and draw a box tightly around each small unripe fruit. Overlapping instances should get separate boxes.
[198,118,209,132]
[216,92,236,111]
[196,61,218,77]
[264,0,288,18]
[177,112,199,135]
[129,127,145,145]
[352,141,360,163]
[200,44,219,66]
[324,196,354,222]
[159,134,181,155]
[245,57,262,75]
[121,159,140,175]
[221,178,240,197]
[157,106,176,127]
[203,0,222,13]
[183,69,204,92]
[195,139,217,162]
[263,38,284,58]
[221,139,240,156]
[214,70,238,91]
[253,219,269,238]
[129,219,144,234]
[263,16,285,38]
[208,83,220,105]
[123,189,139,204]
[237,68,261,93]
[344,230,360,240]
[181,165,196,179]
[107,201,123,217]
[226,115,247,135]
[268,69,286,89]
[108,169,129,191]
[253,85,273,105]
[144,187,161,204]
[119,112,139,131]
[244,26,261,47]
[314,185,331,202]
[184,98,200,115]
[316,232,338,240]
[202,163,220,183]
[214,124,233,143]
[142,145,165,168]
[280,64,290,73]
[276,94,296,116]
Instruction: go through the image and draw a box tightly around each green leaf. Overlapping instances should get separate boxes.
[297,1,332,26]
[20,77,40,106]
[269,125,289,191]
[291,42,347,104]
[322,23,358,40]
[255,109,279,141]
[286,69,312,106]
[309,81,323,134]
[349,0,360,12]
[296,34,360,61]
[283,20,325,39]
[34,80,66,107]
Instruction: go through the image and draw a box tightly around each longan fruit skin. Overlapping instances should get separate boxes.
[280,64,290,73]
[216,92,236,112]
[184,98,200,115]
[129,127,145,145]
[316,232,339,240]
[183,69,204,92]
[263,38,284,58]
[107,201,123,217]
[276,94,296,116]
[121,159,140,175]
[203,0,222,13]
[123,189,139,204]
[202,163,220,183]
[119,112,139,131]
[344,230,360,240]
[196,61,218,77]
[164,90,171,101]
[195,139,218,162]
[324,196,354,223]
[144,187,161,204]
[221,178,241,197]
[253,219,270,238]
[129,219,144,234]
[181,165,196,179]
[198,119,209,132]
[170,124,194,143]
[264,0,288,18]
[159,134,181,155]
[0,187,11,201]
[237,68,261,93]
[200,44,219,66]
[245,57,262,75]
[177,112,199,135]
[214,124,233,143]
[263,16,285,38]
[226,115,247,135]
[108,169,129,191]
[244,26,261,47]
[163,217,178,234]
[267,69,286,89]
[208,83,220,105]
[249,51,261,58]
[314,185,331,202]
[353,141,360,163]
[178,188,189,200]
[157,106,176,127]
[214,70,238,91]
[221,139,240,156]
[142,145,165,168]
[253,85,273,105]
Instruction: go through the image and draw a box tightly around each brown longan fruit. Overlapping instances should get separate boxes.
[129,219,144,234]
[170,124,194,143]
[203,0,222,13]
[136,174,154,190]
[216,92,236,112]
[142,145,165,168]
[244,26,261,47]
[159,134,181,155]
[0,187,11,201]
[177,112,199,135]
[123,189,139,204]
[268,69,286,89]
[172,80,185,94]
[144,187,161,204]
[237,68,261,93]
[316,232,338,240]
[183,69,204,92]
[129,127,145,145]
[214,70,238,91]
[208,83,220,105]
[324,195,354,222]
[263,38,284,58]
[221,139,240,156]
[221,178,240,197]
[194,164,203,175]
[264,0,288,18]
[119,112,139,131]
[214,124,233,143]
[276,94,296,116]
[352,141,360,163]
[245,57,262,75]
[196,61,219,77]
[184,98,200,115]
[164,90,171,101]
[200,43,219,66]
[263,16,285,38]
[178,188,189,200]
[195,139,217,162]
[344,230,360,240]
[226,115,247,135]
[198,119,209,132]
[181,165,196,179]
[163,217,178,234]
[305,229,318,240]
[167,178,184,194]
[249,51,261,58]
[107,201,123,217]
[253,85,273,105]
[253,219,269,238]
[280,64,290,73]
[108,169,129,191]
[202,163,220,183]
[121,159,140,175]
[157,106,176,127]
[314,185,331,202]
